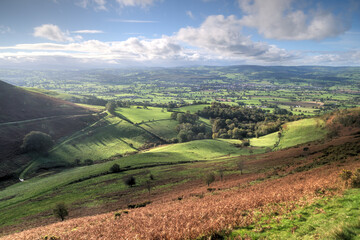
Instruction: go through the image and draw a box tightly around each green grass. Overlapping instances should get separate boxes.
[116,106,172,124]
[75,103,105,111]
[250,118,328,150]
[178,104,210,113]
[276,118,327,149]
[140,119,179,139]
[250,132,279,149]
[0,138,257,229]
[24,87,82,102]
[229,188,360,239]
[20,115,156,177]
[148,139,262,160]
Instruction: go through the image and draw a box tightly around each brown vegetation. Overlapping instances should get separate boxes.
[2,131,359,240]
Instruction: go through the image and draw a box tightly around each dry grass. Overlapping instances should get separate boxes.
[3,154,359,240]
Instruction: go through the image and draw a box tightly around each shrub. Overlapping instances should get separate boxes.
[84,159,94,165]
[110,163,121,173]
[127,201,151,209]
[339,169,353,187]
[21,131,54,154]
[351,169,360,188]
[53,203,68,221]
[237,160,245,175]
[205,172,215,186]
[124,176,136,187]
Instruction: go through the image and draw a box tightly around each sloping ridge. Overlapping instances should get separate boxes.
[0,80,92,123]
[0,80,100,182]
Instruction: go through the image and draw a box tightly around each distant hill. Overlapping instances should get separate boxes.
[0,80,92,123]
[0,80,101,183]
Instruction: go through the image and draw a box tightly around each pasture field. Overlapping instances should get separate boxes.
[2,133,359,239]
[0,138,258,229]
[178,104,209,113]
[20,115,156,177]
[0,115,333,231]
[115,106,171,123]
[250,132,279,149]
[139,119,179,139]
[276,118,327,149]
[3,66,359,117]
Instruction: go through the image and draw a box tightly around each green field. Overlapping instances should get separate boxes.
[147,139,257,160]
[140,119,179,139]
[250,118,327,150]
[116,106,171,124]
[277,118,327,149]
[20,115,156,177]
[250,132,279,149]
[178,104,210,113]
[0,138,257,228]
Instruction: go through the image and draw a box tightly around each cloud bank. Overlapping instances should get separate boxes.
[238,0,350,40]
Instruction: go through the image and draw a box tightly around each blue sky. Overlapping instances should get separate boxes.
[0,0,359,68]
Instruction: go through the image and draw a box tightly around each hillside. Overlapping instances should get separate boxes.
[1,119,359,239]
[0,109,359,239]
[0,80,100,182]
[0,81,94,123]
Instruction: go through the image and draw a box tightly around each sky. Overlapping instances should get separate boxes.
[0,0,359,68]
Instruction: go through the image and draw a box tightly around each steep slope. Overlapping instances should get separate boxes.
[0,80,100,182]
[0,80,92,123]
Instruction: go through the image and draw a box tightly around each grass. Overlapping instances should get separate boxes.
[116,106,172,124]
[276,118,327,149]
[229,188,360,239]
[147,139,263,160]
[0,138,256,228]
[20,115,156,177]
[140,119,179,139]
[250,132,279,149]
[178,104,210,113]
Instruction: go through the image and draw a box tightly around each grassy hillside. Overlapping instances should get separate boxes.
[277,118,327,149]
[147,139,259,160]
[20,115,158,178]
[178,104,209,113]
[0,81,99,180]
[2,129,359,239]
[229,188,360,239]
[139,119,179,139]
[0,138,257,230]
[116,106,172,124]
[250,118,328,150]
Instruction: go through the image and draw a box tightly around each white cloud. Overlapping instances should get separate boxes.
[72,30,104,34]
[77,0,107,10]
[116,0,159,8]
[301,50,360,66]
[186,11,195,19]
[176,15,296,62]
[0,37,197,65]
[33,24,74,42]
[0,25,11,34]
[238,0,349,40]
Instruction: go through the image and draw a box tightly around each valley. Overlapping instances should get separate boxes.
[0,66,359,239]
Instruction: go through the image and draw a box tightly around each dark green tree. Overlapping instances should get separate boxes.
[53,203,68,221]
[124,176,136,187]
[21,131,54,154]
[110,163,121,173]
